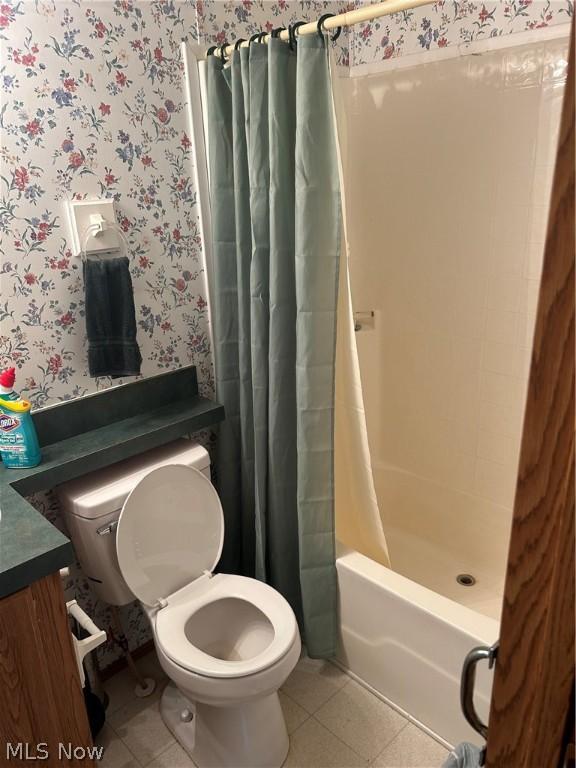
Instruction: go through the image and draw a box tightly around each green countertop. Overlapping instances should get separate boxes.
[0,367,224,599]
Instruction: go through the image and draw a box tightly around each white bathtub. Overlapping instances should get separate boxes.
[373,463,511,622]
[336,543,499,748]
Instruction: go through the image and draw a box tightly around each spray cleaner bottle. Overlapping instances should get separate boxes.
[0,367,42,468]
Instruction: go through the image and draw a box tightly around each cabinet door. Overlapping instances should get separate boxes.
[0,572,94,766]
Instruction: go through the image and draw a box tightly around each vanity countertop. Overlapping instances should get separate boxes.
[0,366,224,599]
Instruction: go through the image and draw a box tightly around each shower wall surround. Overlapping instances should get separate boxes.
[342,36,568,617]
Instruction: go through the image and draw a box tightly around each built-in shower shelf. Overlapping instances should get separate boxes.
[0,366,224,598]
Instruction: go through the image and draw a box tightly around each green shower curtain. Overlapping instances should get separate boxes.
[206,36,340,658]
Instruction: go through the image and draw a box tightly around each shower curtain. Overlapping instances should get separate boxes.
[329,53,391,568]
[206,36,340,658]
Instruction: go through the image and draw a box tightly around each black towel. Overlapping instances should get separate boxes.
[84,256,142,379]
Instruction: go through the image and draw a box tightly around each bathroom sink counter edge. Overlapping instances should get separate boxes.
[0,366,224,598]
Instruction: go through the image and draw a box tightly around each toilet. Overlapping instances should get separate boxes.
[58,440,301,768]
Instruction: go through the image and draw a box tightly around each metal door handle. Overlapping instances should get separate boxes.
[460,641,499,740]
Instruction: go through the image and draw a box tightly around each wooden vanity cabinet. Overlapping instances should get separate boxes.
[0,571,95,766]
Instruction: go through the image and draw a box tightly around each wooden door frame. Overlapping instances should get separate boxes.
[485,22,575,768]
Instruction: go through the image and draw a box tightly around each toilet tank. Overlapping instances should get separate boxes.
[57,439,211,606]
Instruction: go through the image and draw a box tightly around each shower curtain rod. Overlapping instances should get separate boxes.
[207,0,435,59]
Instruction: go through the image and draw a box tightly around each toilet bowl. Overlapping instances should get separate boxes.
[115,462,301,768]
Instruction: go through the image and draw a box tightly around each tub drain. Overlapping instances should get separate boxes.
[456,573,476,587]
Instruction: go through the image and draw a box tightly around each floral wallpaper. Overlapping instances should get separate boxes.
[0,0,347,669]
[0,0,217,668]
[199,0,351,66]
[350,0,574,67]
[1,1,572,411]
[1,0,571,669]
[1,0,213,410]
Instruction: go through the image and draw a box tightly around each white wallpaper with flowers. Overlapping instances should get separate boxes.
[0,0,347,669]
[1,0,213,410]
[3,0,570,404]
[1,0,215,670]
[350,0,573,67]
[1,0,571,668]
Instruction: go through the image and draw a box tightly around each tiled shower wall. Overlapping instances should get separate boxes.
[343,36,568,604]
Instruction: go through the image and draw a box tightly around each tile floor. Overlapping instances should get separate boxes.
[98,652,449,768]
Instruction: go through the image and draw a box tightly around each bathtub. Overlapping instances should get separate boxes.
[336,464,506,746]
[373,462,512,622]
[336,544,498,747]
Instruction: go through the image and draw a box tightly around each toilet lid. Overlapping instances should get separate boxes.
[116,464,224,607]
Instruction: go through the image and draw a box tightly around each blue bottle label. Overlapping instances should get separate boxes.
[0,403,41,468]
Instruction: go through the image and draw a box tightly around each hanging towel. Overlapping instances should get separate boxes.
[84,256,142,379]
[442,743,482,768]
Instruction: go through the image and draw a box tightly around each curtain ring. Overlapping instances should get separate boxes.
[219,41,228,63]
[289,21,305,51]
[234,38,246,51]
[249,33,260,45]
[258,31,267,43]
[317,13,341,42]
[271,26,285,38]
[206,45,217,56]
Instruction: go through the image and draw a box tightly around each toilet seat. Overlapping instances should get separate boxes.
[116,464,224,608]
[116,463,299,681]
[155,573,299,679]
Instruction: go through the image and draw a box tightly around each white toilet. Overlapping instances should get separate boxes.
[58,440,301,768]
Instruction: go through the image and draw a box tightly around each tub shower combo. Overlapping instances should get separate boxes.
[182,6,569,751]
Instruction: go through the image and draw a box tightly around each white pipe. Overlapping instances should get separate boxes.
[208,0,435,59]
